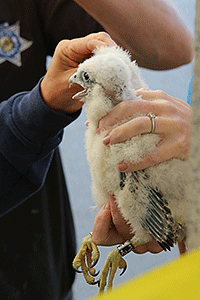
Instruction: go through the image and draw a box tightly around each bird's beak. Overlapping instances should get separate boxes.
[68,72,79,88]
[68,72,88,101]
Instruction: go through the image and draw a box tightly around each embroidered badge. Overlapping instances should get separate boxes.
[0,21,33,67]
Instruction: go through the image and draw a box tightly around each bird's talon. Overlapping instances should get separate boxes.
[73,235,101,288]
[74,267,82,273]
[90,258,99,268]
[119,264,127,276]
[89,280,100,285]
[90,270,100,277]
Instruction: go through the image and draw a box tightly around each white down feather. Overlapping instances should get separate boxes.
[77,46,188,242]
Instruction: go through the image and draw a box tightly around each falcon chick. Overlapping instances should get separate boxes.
[68,46,188,295]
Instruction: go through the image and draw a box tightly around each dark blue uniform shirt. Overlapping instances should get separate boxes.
[0,1,103,299]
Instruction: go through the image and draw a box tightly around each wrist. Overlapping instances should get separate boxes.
[40,72,83,114]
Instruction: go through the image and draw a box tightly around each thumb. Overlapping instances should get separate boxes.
[92,203,112,245]
[109,195,133,241]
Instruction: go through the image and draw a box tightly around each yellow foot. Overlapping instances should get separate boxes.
[72,234,100,285]
[98,248,127,296]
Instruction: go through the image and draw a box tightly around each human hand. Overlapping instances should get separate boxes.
[92,194,132,246]
[92,194,163,254]
[41,32,115,114]
[98,89,191,172]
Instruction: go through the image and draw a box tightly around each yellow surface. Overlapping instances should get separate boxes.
[89,248,200,299]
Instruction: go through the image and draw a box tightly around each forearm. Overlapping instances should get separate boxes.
[0,80,80,213]
[74,0,193,70]
[0,80,79,173]
[0,33,115,215]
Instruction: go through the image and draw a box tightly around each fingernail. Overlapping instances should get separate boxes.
[118,162,128,171]
[103,135,110,146]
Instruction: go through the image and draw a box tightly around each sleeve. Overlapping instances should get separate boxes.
[37,0,104,56]
[0,79,81,216]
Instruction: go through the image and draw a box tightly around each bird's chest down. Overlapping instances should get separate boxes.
[85,126,160,197]
[85,130,120,195]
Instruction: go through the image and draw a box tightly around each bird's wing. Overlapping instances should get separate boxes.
[120,171,175,251]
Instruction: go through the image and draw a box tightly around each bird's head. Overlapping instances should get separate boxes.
[68,46,132,103]
[68,69,96,101]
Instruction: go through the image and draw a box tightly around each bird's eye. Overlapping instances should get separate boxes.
[83,72,90,81]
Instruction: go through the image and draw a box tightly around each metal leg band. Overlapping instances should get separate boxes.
[117,240,135,256]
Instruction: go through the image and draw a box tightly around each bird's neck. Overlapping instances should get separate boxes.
[85,101,114,128]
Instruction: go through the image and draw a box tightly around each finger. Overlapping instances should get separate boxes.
[99,93,190,135]
[178,240,186,254]
[117,137,183,172]
[136,89,171,101]
[92,203,112,245]
[147,241,163,253]
[109,195,125,225]
[61,33,115,67]
[87,32,117,48]
[92,202,125,246]
[136,88,191,108]
[68,32,116,60]
[103,115,158,145]
[133,240,163,254]
[87,35,116,52]
[98,99,152,132]
[98,98,173,137]
[109,195,132,240]
[103,107,187,146]
[109,195,126,223]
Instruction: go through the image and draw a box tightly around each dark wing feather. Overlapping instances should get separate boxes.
[120,171,176,251]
